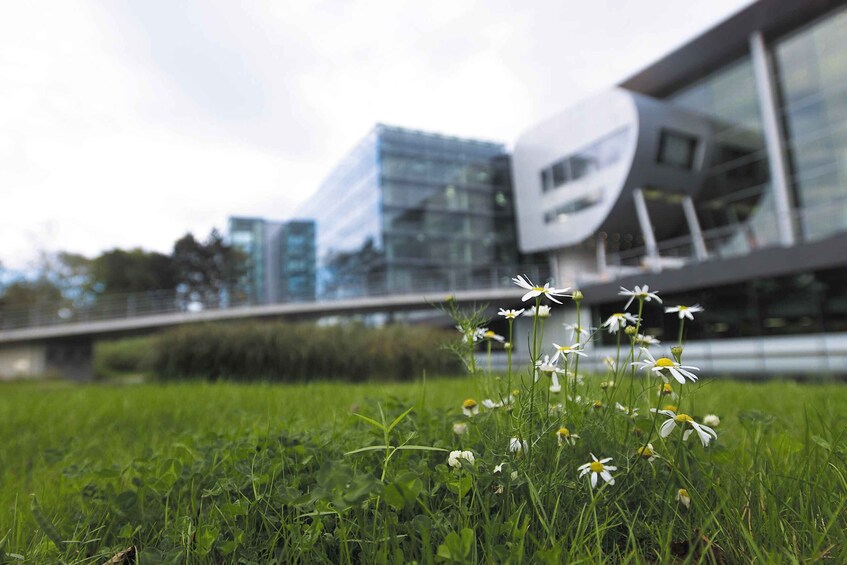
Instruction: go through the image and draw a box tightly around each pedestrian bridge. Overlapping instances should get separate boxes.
[0,267,546,380]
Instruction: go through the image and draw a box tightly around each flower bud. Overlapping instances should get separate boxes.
[572,289,584,302]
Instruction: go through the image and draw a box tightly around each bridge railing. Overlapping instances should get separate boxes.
[0,264,550,332]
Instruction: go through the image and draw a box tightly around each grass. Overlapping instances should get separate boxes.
[1,376,846,563]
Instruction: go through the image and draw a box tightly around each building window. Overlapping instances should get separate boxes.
[543,189,604,224]
[657,129,699,169]
[539,127,629,193]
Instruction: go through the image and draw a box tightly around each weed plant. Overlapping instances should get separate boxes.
[1,277,846,562]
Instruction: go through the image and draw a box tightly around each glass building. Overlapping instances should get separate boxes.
[510,0,847,374]
[227,217,317,304]
[296,124,539,299]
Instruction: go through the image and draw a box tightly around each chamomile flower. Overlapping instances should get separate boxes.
[615,402,639,418]
[665,304,704,320]
[635,333,661,347]
[657,410,718,447]
[564,322,591,340]
[600,380,615,390]
[677,488,691,509]
[578,454,617,488]
[480,328,505,342]
[658,382,679,400]
[535,354,563,385]
[509,437,528,453]
[462,398,479,417]
[447,450,475,469]
[512,274,570,304]
[551,343,587,363]
[498,308,525,319]
[602,312,638,333]
[703,414,721,427]
[523,305,552,318]
[556,427,579,447]
[634,349,699,384]
[619,285,662,309]
[452,422,468,436]
[636,443,657,462]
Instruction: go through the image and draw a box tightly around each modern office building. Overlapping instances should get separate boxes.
[511,0,847,374]
[227,217,316,304]
[296,124,544,299]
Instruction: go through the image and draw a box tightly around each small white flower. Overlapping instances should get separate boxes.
[512,274,570,304]
[498,308,525,319]
[447,450,475,468]
[479,328,505,342]
[493,462,506,474]
[635,333,660,347]
[535,354,563,384]
[556,427,579,447]
[665,304,704,320]
[677,488,691,509]
[636,443,657,462]
[703,414,721,427]
[549,375,561,393]
[563,322,591,340]
[619,285,662,310]
[615,402,639,418]
[633,349,699,384]
[462,398,479,417]
[602,312,638,334]
[523,305,552,318]
[452,422,468,436]
[578,454,617,488]
[457,325,483,342]
[509,437,528,453]
[658,410,718,447]
[551,343,587,363]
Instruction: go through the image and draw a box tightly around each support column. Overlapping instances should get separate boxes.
[750,31,796,246]
[596,234,608,278]
[632,188,660,269]
[682,196,708,261]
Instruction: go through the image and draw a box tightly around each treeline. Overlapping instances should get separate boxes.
[0,229,246,317]
[97,322,462,381]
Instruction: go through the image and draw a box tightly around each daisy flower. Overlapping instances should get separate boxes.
[563,322,591,341]
[551,342,587,363]
[509,437,528,453]
[447,450,475,469]
[635,333,660,347]
[636,443,657,462]
[665,304,704,320]
[615,402,639,418]
[480,328,505,342]
[523,305,552,318]
[658,382,678,400]
[462,398,479,417]
[703,414,721,427]
[498,308,525,319]
[657,410,718,447]
[602,312,638,333]
[512,274,570,304]
[619,284,662,309]
[578,454,617,488]
[677,488,691,509]
[535,354,563,391]
[556,427,579,447]
[633,349,699,384]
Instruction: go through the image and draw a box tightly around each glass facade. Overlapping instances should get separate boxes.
[276,220,317,302]
[773,6,847,241]
[540,127,630,193]
[593,264,847,345]
[668,56,779,255]
[297,124,537,298]
[227,217,266,304]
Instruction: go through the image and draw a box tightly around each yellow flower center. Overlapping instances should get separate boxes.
[637,446,654,457]
[677,305,688,311]
[589,461,605,473]
[593,400,603,408]
[655,357,675,368]
[678,488,689,497]
[484,331,495,338]
[663,404,678,412]
[674,413,694,423]
[557,427,570,437]
[661,383,673,394]
[462,399,477,409]
[558,346,572,351]
[613,312,624,318]
[533,286,545,292]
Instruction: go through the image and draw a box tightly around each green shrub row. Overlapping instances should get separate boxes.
[93,336,158,379]
[151,321,462,382]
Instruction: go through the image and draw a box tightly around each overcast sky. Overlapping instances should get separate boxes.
[0,0,754,271]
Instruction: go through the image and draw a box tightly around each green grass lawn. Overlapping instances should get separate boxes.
[2,376,846,563]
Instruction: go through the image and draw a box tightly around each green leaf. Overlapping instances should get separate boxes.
[386,406,415,434]
[384,471,423,510]
[353,412,385,432]
[811,435,832,451]
[344,445,390,456]
[395,445,449,452]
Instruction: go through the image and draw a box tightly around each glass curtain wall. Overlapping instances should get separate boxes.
[227,217,266,304]
[379,126,522,293]
[773,6,847,241]
[277,221,317,302]
[668,57,778,255]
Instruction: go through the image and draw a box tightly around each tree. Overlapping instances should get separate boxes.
[91,248,176,295]
[172,229,246,306]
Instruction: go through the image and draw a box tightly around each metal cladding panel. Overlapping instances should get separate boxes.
[511,89,639,253]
